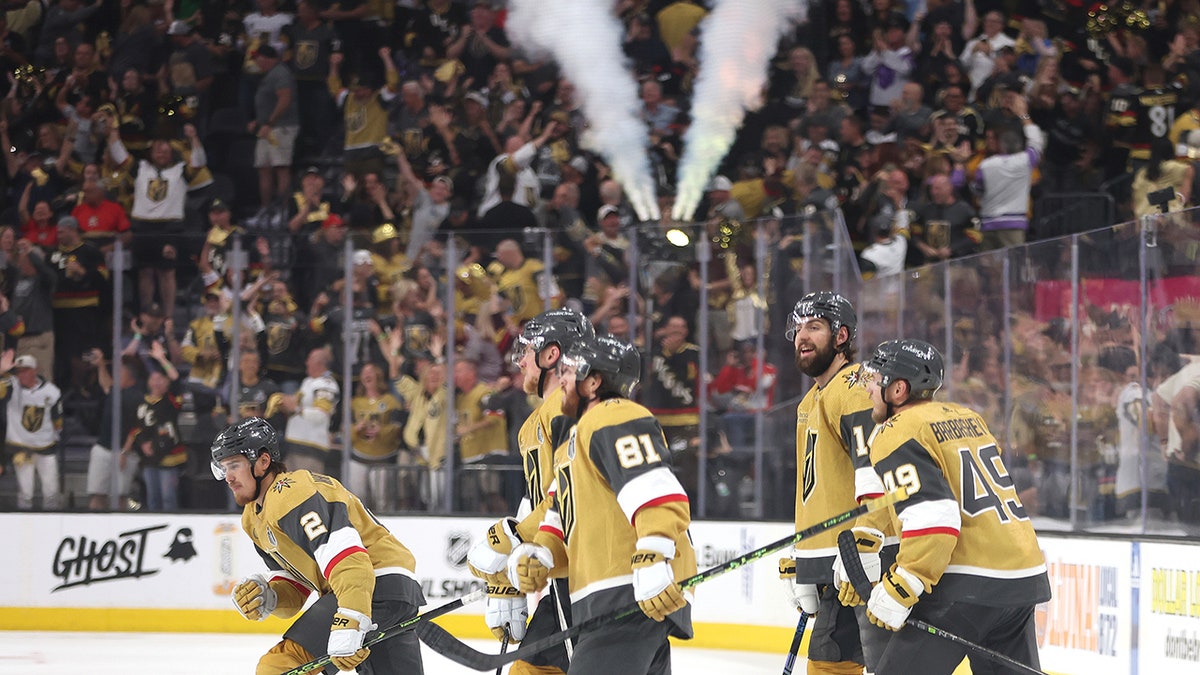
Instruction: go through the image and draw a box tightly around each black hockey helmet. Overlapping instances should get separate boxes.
[566,334,641,399]
[516,308,596,361]
[211,417,281,479]
[785,291,857,343]
[865,339,944,398]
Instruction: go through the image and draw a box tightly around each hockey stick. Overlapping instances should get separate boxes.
[495,629,509,675]
[780,612,809,675]
[835,530,1048,675]
[282,589,485,675]
[417,489,909,671]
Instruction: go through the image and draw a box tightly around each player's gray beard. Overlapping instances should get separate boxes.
[796,342,837,378]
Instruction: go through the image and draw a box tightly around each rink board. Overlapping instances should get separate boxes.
[0,512,1197,671]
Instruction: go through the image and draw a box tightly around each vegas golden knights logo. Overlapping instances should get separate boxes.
[523,447,540,503]
[502,285,526,315]
[22,405,44,433]
[801,428,817,503]
[347,105,367,135]
[557,464,575,542]
[147,177,168,202]
[267,324,292,355]
[295,41,318,70]
[925,220,950,249]
[405,325,431,353]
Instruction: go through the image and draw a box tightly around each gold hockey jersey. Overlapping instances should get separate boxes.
[350,393,405,460]
[518,386,567,506]
[538,399,696,636]
[241,470,418,617]
[793,362,888,582]
[870,401,1051,605]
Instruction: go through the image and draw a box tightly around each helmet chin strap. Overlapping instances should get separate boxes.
[249,453,271,502]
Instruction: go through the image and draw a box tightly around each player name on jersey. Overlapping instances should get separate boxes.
[929,417,987,443]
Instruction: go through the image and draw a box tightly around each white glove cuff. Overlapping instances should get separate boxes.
[335,607,376,632]
[468,541,509,574]
[635,535,676,559]
[852,526,885,540]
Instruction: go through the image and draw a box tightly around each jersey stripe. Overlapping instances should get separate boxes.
[314,527,368,578]
[896,498,961,533]
[616,467,688,524]
[570,574,634,604]
[944,563,1048,579]
[854,466,885,502]
[322,545,367,579]
[903,526,961,538]
[632,494,690,527]
[270,573,311,597]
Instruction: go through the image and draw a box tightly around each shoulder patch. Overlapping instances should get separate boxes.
[311,473,334,486]
[271,477,295,493]
[567,426,577,460]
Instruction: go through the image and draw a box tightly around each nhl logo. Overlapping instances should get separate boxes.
[445,532,471,569]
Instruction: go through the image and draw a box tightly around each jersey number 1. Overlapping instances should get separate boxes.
[615,433,663,469]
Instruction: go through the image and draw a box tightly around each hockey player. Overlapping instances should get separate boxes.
[508,334,696,674]
[778,291,893,674]
[851,339,1050,674]
[211,417,426,675]
[464,308,594,674]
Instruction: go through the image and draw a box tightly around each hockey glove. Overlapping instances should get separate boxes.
[468,517,523,585]
[632,536,687,622]
[867,566,923,631]
[485,582,529,642]
[508,541,555,593]
[832,526,884,607]
[231,574,277,621]
[328,607,375,671]
[779,555,820,615]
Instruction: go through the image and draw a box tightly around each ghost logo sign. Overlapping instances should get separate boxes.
[52,525,168,591]
[164,527,197,562]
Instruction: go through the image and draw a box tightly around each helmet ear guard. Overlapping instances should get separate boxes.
[564,334,641,400]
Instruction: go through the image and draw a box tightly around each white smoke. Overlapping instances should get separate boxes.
[672,0,807,222]
[507,0,660,221]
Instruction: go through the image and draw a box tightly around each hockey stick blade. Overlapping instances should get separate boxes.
[418,489,908,671]
[282,589,485,675]
[835,530,1048,675]
[780,611,809,675]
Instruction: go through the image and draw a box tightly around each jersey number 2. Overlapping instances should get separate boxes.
[299,512,328,540]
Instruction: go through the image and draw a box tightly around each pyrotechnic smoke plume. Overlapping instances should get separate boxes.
[507,0,660,221]
[672,0,806,222]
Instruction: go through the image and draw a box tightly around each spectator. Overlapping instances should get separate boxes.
[1131,137,1194,219]
[33,0,102,66]
[295,213,349,310]
[396,148,452,261]
[271,346,339,474]
[181,288,233,390]
[960,11,1015,99]
[972,94,1043,250]
[49,215,105,392]
[403,358,447,507]
[448,0,511,84]
[709,339,777,449]
[71,178,131,252]
[910,174,979,265]
[84,350,145,511]
[1152,343,1200,523]
[452,358,509,512]
[1,352,63,510]
[328,48,399,178]
[476,121,558,217]
[489,238,546,326]
[286,166,333,236]
[124,340,184,511]
[109,122,207,319]
[348,361,405,511]
[284,0,339,158]
[230,349,281,424]
[257,278,310,392]
[641,78,680,137]
[862,15,914,108]
[8,237,56,380]
[642,315,701,504]
[248,44,299,208]
[828,34,869,113]
[164,21,215,125]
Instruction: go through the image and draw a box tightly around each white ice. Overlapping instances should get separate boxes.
[0,631,795,674]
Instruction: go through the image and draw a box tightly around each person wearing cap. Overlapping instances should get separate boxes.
[287,166,332,234]
[394,145,451,261]
[0,350,63,510]
[328,47,400,178]
[200,198,273,283]
[84,352,147,511]
[7,234,56,382]
[71,178,131,252]
[295,213,348,309]
[248,43,299,208]
[704,174,745,222]
[124,339,186,511]
[166,19,215,104]
[181,286,235,390]
[32,0,102,65]
[49,215,106,390]
[369,223,410,297]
